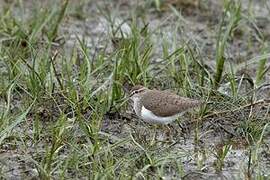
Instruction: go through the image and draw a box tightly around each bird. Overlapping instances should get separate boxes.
[129,85,202,125]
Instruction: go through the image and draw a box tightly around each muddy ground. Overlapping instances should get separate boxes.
[0,0,270,179]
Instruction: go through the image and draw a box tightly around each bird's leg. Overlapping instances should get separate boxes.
[177,121,187,142]
[150,124,158,145]
[165,124,174,142]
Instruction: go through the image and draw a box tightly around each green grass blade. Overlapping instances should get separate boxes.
[0,99,36,144]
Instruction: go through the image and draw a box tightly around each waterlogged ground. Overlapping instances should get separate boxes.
[0,0,270,179]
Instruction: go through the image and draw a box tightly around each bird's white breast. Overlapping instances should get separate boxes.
[132,96,183,124]
[141,106,183,124]
[132,97,142,117]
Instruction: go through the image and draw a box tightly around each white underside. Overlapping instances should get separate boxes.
[131,96,183,125]
[141,106,183,125]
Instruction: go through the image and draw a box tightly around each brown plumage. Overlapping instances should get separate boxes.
[141,90,202,117]
[131,85,202,117]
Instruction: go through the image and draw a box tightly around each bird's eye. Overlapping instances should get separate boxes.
[131,90,138,96]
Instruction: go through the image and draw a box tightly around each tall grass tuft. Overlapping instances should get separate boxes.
[213,1,241,90]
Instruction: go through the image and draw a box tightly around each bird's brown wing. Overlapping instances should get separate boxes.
[142,90,201,117]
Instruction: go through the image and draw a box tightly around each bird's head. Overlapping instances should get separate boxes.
[129,85,148,100]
